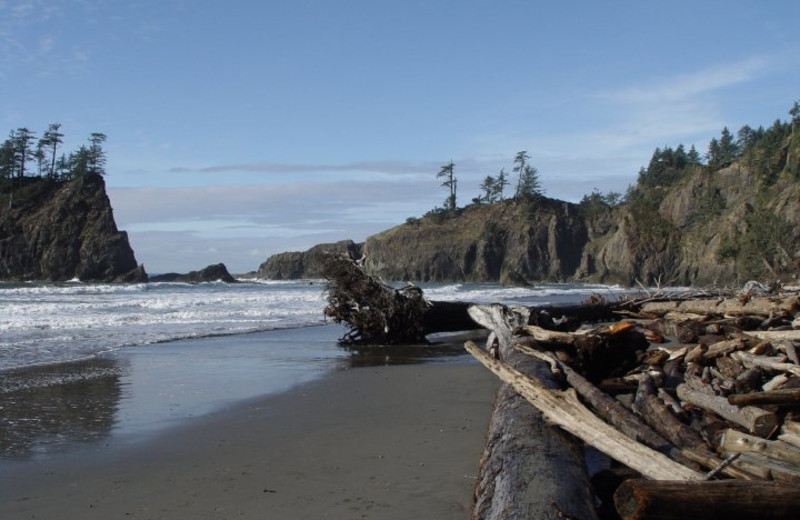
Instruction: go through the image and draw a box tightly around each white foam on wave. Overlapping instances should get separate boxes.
[0,281,329,371]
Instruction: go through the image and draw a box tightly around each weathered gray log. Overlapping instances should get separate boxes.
[720,428,800,464]
[467,304,598,520]
[732,350,800,377]
[730,452,800,483]
[614,479,800,520]
[677,448,761,480]
[639,296,798,319]
[676,383,778,437]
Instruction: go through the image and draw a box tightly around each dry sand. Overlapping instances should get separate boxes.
[0,359,499,519]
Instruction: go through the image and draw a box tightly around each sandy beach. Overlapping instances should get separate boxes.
[0,357,499,519]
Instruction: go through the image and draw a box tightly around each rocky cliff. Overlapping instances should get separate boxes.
[257,240,361,280]
[0,174,146,282]
[149,263,236,283]
[259,122,800,286]
[362,198,588,284]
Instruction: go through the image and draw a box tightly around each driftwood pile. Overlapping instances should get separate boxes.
[467,293,800,520]
[320,255,800,519]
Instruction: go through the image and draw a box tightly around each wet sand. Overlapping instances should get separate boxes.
[0,359,500,519]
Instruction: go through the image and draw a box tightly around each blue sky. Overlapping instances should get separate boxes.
[2,1,798,273]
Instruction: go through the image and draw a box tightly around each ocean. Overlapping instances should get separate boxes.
[0,279,625,461]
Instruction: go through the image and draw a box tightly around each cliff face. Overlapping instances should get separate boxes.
[257,240,361,280]
[258,128,800,286]
[150,263,236,283]
[362,199,588,283]
[0,174,146,282]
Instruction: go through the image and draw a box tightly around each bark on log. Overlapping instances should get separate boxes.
[676,383,778,437]
[613,479,800,520]
[467,305,598,520]
[727,388,800,406]
[633,375,707,452]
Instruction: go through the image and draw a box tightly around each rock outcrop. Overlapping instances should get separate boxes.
[257,240,361,280]
[362,198,588,283]
[0,174,147,282]
[258,125,800,286]
[150,263,237,283]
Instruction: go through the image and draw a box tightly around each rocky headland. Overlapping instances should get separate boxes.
[0,174,146,282]
[150,263,237,283]
[259,119,800,287]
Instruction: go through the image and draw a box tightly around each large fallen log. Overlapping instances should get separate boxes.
[321,253,634,344]
[614,479,800,520]
[467,305,599,520]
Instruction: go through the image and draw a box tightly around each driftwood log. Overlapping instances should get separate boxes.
[467,305,599,520]
[614,479,800,520]
[321,253,634,344]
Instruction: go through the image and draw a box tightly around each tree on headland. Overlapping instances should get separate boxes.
[87,132,107,176]
[517,164,543,199]
[495,168,509,200]
[479,174,496,203]
[11,128,36,179]
[512,150,530,198]
[38,123,64,179]
[0,124,108,185]
[437,161,457,212]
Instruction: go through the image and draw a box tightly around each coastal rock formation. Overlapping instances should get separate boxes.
[0,174,146,282]
[257,240,361,280]
[259,125,800,286]
[150,263,237,283]
[362,198,587,283]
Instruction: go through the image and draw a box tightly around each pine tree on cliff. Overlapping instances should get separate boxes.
[39,123,64,179]
[512,150,529,198]
[437,161,457,211]
[11,128,35,178]
[87,132,107,176]
[495,168,509,200]
[480,175,496,202]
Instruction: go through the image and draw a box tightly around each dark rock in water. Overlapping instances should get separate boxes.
[258,240,361,279]
[150,263,237,283]
[0,174,147,282]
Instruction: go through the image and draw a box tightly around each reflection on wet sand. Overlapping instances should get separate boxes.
[0,327,484,462]
[0,358,122,460]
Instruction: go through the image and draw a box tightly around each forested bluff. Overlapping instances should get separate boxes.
[0,128,146,282]
[261,105,800,287]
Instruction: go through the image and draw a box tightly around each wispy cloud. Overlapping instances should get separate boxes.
[600,56,770,104]
[169,160,439,177]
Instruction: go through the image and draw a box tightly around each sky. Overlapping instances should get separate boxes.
[2,0,798,274]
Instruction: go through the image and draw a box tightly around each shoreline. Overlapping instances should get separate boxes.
[0,353,500,519]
